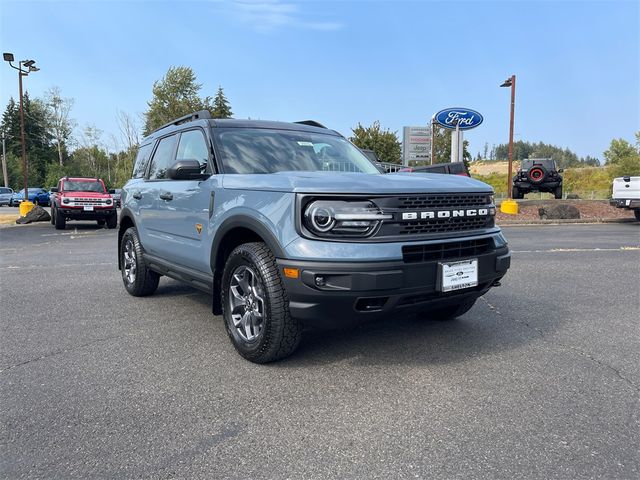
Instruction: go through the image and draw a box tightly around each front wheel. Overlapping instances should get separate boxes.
[54,208,66,230]
[634,209,640,221]
[221,242,301,363]
[50,207,55,225]
[120,227,160,296]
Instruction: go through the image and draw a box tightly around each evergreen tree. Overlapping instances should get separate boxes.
[211,86,233,118]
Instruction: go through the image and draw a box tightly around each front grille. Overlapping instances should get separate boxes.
[402,237,494,263]
[398,217,491,235]
[397,194,490,209]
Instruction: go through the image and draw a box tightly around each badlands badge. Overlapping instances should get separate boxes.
[195,223,203,235]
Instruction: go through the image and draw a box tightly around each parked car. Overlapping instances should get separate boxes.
[0,187,14,206]
[50,177,117,229]
[10,187,50,206]
[118,111,510,363]
[110,188,122,208]
[610,176,640,221]
[512,158,563,199]
[398,162,470,176]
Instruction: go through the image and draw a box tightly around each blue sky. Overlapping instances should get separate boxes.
[1,0,638,160]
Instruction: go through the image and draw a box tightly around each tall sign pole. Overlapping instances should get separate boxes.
[18,67,28,199]
[430,119,435,165]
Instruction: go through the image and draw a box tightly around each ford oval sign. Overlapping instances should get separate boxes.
[434,108,483,130]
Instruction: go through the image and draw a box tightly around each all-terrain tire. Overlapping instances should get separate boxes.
[97,219,106,227]
[554,186,563,199]
[221,242,301,363]
[420,298,477,321]
[512,186,521,199]
[120,227,160,297]
[50,207,55,225]
[106,214,117,229]
[634,209,640,222]
[55,208,66,230]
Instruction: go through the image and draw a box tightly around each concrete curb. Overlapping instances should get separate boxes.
[498,217,637,226]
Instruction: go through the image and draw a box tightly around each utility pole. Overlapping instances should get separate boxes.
[500,75,516,198]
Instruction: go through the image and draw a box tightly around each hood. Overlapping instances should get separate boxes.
[222,171,493,194]
[61,191,109,197]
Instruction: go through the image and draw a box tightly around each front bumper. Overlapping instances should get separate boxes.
[610,198,640,209]
[58,207,117,220]
[277,245,510,327]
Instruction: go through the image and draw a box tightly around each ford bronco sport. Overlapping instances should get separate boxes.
[50,177,117,229]
[118,111,510,363]
[512,158,563,199]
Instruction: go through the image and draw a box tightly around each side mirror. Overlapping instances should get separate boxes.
[50,187,59,193]
[108,189,116,194]
[557,168,564,173]
[167,159,209,180]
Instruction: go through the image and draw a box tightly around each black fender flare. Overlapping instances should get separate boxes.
[117,207,138,270]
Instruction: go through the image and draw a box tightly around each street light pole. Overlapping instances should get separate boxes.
[500,75,516,198]
[1,131,8,188]
[3,53,39,202]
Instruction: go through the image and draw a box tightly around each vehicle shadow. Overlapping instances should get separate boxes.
[278,291,565,367]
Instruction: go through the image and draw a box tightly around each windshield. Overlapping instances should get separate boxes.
[215,128,380,175]
[18,188,40,195]
[0,188,12,194]
[63,181,105,193]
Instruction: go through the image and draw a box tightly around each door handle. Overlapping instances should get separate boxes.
[132,191,142,199]
[159,192,173,201]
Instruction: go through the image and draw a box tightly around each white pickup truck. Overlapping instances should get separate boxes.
[611,176,640,221]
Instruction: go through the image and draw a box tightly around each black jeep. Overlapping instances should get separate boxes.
[512,158,563,199]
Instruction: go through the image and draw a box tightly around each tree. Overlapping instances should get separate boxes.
[604,134,640,177]
[44,87,75,166]
[211,86,233,118]
[144,66,213,135]
[603,138,637,165]
[432,126,470,165]
[0,94,56,188]
[349,121,401,164]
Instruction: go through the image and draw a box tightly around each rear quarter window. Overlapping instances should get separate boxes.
[132,143,154,179]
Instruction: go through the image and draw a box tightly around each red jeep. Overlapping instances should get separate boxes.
[50,177,117,230]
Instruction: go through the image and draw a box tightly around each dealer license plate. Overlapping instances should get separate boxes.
[439,259,478,292]
[83,205,94,211]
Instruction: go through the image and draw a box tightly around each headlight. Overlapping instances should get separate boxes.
[488,194,495,205]
[303,199,392,238]
[62,198,70,204]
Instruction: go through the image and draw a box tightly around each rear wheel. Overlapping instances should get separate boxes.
[120,227,160,296]
[97,219,106,227]
[55,208,66,230]
[420,299,477,321]
[554,186,563,199]
[634,210,640,221]
[221,242,301,363]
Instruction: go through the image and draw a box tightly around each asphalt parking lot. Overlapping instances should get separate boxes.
[1,221,639,479]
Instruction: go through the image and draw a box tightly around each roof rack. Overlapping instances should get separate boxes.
[294,120,327,129]
[152,110,212,135]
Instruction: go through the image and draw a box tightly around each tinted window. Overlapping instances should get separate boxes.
[147,135,178,180]
[177,130,209,171]
[132,143,153,179]
[216,128,379,174]
[0,187,11,194]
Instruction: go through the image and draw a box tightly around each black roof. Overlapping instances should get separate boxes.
[142,114,339,143]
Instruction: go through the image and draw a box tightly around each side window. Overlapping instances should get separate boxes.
[176,129,209,171]
[147,135,178,180]
[132,143,153,179]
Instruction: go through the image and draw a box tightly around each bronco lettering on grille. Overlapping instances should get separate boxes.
[402,209,489,220]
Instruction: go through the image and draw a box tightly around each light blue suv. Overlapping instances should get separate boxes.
[118,111,510,363]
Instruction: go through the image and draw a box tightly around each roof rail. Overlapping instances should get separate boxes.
[152,110,212,135]
[294,120,327,129]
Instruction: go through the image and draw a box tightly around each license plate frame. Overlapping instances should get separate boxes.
[438,259,479,292]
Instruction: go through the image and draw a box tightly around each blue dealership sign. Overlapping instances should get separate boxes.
[434,108,483,130]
